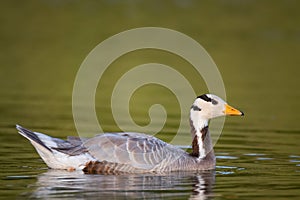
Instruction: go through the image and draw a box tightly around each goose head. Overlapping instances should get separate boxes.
[191,94,244,122]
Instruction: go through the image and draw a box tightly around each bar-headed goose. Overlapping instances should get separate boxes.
[17,94,243,174]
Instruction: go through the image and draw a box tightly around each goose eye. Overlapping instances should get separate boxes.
[211,99,218,105]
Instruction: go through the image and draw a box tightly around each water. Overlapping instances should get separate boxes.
[1,1,300,199]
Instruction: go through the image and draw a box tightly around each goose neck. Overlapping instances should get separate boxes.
[189,117,213,159]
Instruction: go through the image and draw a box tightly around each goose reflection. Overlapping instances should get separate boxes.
[27,170,215,199]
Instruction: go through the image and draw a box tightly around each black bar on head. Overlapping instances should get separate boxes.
[197,94,212,102]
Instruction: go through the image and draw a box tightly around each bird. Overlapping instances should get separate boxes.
[16,94,243,174]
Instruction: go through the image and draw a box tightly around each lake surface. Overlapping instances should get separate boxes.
[1,1,300,199]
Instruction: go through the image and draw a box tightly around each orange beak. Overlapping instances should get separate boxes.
[224,104,244,116]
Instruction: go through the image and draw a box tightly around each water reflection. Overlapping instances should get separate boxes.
[25,170,215,199]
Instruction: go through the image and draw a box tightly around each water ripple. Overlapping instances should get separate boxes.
[289,155,300,158]
[244,153,266,156]
[289,160,300,163]
[216,165,237,169]
[256,157,274,160]
[216,155,238,160]
[4,175,36,180]
[217,171,235,175]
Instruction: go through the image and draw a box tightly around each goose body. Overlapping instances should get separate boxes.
[17,94,243,174]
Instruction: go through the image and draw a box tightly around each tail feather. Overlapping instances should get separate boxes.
[16,124,52,152]
[16,124,96,170]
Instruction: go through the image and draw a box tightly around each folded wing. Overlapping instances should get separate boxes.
[83,132,186,170]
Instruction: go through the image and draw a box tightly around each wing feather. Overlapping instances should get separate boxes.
[83,132,185,170]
